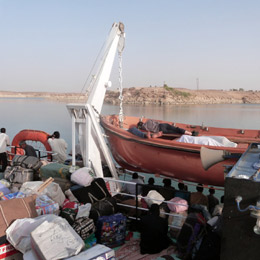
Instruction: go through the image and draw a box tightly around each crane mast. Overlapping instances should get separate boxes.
[67,22,125,183]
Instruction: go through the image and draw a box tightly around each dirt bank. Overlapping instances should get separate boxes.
[105,87,260,105]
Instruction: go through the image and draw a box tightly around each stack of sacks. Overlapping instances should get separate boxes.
[167,197,189,238]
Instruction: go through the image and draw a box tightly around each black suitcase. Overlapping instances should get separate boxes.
[71,178,111,204]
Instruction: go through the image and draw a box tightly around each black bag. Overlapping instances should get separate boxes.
[177,212,206,259]
[60,208,77,225]
[89,197,118,222]
[71,178,111,204]
[193,216,222,260]
[72,217,95,240]
[11,155,42,171]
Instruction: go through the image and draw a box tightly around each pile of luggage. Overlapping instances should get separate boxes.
[0,155,127,260]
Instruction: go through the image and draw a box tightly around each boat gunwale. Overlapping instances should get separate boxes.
[100,116,249,154]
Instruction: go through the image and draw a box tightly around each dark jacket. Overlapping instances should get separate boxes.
[139,208,170,254]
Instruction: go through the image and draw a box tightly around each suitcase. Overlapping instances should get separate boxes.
[39,162,71,180]
[4,166,34,184]
[0,195,37,238]
[11,155,42,171]
[71,178,111,204]
[96,213,127,248]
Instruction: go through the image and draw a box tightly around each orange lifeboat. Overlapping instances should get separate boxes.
[11,129,52,159]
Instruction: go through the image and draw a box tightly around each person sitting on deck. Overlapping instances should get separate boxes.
[158,178,175,201]
[139,203,171,254]
[142,177,158,196]
[137,120,192,136]
[207,187,220,215]
[190,183,208,207]
[128,127,163,139]
[121,172,144,196]
[19,140,37,157]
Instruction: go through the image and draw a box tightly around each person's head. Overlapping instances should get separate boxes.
[163,178,171,187]
[137,122,144,129]
[196,183,204,193]
[132,172,139,179]
[149,203,160,216]
[19,140,27,148]
[53,131,60,139]
[0,128,6,133]
[148,177,155,185]
[178,182,185,190]
[209,187,215,195]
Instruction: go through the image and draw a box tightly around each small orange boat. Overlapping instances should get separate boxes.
[100,115,260,187]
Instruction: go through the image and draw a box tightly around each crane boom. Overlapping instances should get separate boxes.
[67,22,125,186]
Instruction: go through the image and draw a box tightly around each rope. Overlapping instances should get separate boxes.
[118,52,124,127]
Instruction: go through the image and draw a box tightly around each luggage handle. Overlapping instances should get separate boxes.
[5,167,18,182]
[30,177,54,195]
[87,182,108,204]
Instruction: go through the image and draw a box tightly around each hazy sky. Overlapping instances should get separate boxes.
[1,0,260,92]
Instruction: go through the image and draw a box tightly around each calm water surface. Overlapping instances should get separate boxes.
[2,98,259,194]
[1,98,260,152]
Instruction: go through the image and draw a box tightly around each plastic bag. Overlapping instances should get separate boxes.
[71,167,94,187]
[144,190,165,207]
[6,214,57,254]
[20,181,65,206]
[76,203,91,219]
[167,197,188,213]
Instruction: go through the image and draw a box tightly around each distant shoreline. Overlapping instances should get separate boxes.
[0,87,260,105]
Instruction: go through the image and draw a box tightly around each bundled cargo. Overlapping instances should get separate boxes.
[65,244,115,260]
[96,213,127,248]
[11,155,42,171]
[31,217,84,260]
[0,195,38,238]
[35,195,60,215]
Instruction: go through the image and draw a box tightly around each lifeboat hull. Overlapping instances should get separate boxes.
[100,115,260,187]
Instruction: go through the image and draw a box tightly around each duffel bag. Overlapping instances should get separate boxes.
[11,155,42,171]
[4,166,34,184]
[89,197,118,222]
[39,162,71,180]
[72,217,95,240]
[71,178,111,204]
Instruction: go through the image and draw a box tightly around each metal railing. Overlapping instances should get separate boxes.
[102,177,189,229]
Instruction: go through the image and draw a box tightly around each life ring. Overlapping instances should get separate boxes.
[11,129,52,160]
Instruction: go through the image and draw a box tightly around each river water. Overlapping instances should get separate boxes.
[2,98,260,194]
[2,98,260,152]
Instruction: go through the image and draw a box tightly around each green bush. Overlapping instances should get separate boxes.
[163,85,191,98]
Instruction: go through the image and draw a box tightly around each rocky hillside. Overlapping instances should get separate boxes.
[105,87,260,105]
[1,87,259,105]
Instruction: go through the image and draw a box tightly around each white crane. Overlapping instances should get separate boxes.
[67,22,125,184]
